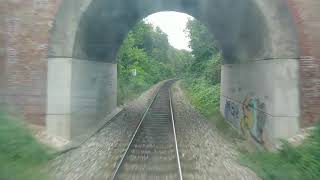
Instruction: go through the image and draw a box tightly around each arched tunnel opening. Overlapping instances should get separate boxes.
[116,11,221,105]
[2,0,320,179]
[47,0,301,147]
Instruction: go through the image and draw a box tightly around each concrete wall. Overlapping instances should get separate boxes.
[220,59,300,146]
[55,0,298,64]
[70,59,117,138]
[47,58,117,139]
[47,58,72,138]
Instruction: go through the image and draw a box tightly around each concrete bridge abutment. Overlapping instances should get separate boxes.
[221,58,300,146]
[46,57,117,139]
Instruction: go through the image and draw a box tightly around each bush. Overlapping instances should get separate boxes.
[116,22,177,105]
[0,112,53,180]
[117,75,150,105]
[181,78,241,139]
[240,123,320,180]
[182,78,220,115]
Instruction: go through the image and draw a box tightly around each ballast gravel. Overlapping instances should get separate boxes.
[49,81,259,180]
[171,81,259,180]
[49,82,163,180]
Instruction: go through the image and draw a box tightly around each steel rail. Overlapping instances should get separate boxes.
[169,89,183,180]
[109,86,161,180]
[109,81,183,180]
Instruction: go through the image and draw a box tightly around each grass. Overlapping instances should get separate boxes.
[239,123,320,180]
[181,78,241,140]
[0,111,53,180]
[117,78,151,105]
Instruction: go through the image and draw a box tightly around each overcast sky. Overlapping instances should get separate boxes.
[144,11,194,51]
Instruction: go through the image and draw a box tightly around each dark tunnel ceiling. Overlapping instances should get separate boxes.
[72,0,270,64]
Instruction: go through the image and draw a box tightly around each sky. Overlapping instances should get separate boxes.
[144,11,194,51]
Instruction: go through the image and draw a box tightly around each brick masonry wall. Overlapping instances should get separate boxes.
[287,0,320,127]
[0,0,320,127]
[0,0,60,125]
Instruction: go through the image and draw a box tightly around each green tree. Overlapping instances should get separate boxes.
[167,48,194,77]
[185,18,221,85]
[182,18,223,114]
[117,21,183,104]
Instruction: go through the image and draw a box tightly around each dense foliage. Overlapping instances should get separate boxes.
[117,22,185,104]
[182,79,220,116]
[117,18,228,132]
[241,124,320,180]
[117,19,224,106]
[180,18,241,139]
[182,18,222,111]
[184,20,221,79]
[0,112,52,180]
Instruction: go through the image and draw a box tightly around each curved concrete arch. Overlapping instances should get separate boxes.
[47,0,301,147]
[49,0,299,63]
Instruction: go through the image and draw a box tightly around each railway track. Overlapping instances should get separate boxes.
[110,81,183,180]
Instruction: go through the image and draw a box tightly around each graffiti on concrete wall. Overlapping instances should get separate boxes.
[240,97,267,144]
[224,100,240,127]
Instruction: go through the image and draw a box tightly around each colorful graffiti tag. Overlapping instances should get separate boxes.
[240,97,266,144]
[224,100,240,127]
